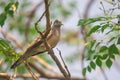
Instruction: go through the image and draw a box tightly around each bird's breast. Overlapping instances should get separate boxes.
[47,29,60,48]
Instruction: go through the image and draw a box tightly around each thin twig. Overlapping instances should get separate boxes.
[24,61,39,80]
[24,0,44,43]
[100,1,107,15]
[44,39,71,80]
[44,0,51,38]
[57,48,71,77]
[34,10,47,35]
[34,2,50,36]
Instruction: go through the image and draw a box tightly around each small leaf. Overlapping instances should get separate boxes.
[117,37,120,44]
[105,29,113,35]
[87,66,91,72]
[95,42,101,48]
[78,19,87,25]
[82,68,86,76]
[108,44,119,54]
[87,25,101,36]
[0,13,7,27]
[93,55,98,59]
[96,57,102,67]
[89,40,96,49]
[78,17,105,26]
[106,59,112,68]
[5,3,14,12]
[0,38,10,48]
[87,17,103,24]
[108,37,116,43]
[101,24,108,32]
[4,2,19,17]
[7,10,14,17]
[102,54,108,60]
[110,54,115,60]
[15,2,19,9]
[90,61,96,69]
[99,46,108,52]
[117,14,120,18]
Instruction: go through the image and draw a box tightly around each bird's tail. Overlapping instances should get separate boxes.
[11,55,26,69]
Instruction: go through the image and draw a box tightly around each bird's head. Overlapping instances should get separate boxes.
[53,20,63,27]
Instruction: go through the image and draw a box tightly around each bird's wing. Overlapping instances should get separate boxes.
[11,28,54,69]
[24,28,53,55]
[11,32,45,69]
[29,36,43,49]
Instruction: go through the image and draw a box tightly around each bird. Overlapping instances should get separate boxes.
[11,20,62,69]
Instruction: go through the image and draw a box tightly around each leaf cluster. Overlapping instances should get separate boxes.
[82,40,119,76]
[0,38,20,62]
[0,1,19,27]
[78,14,120,76]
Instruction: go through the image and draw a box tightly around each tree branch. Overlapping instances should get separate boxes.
[0,72,85,80]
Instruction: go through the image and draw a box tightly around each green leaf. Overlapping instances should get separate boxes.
[93,55,98,59]
[108,44,119,54]
[90,61,96,69]
[0,38,18,61]
[96,57,102,67]
[95,42,101,48]
[0,13,7,27]
[87,66,91,72]
[5,3,14,12]
[117,37,120,44]
[82,68,86,76]
[99,46,108,52]
[89,40,96,49]
[117,14,120,18]
[78,19,87,25]
[0,38,10,49]
[15,2,19,9]
[7,10,14,17]
[106,59,112,68]
[78,17,105,26]
[87,25,101,36]
[101,24,108,32]
[110,54,115,60]
[108,37,116,43]
[4,2,19,17]
[102,54,108,60]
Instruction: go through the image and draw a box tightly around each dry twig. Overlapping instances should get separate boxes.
[57,48,71,77]
[24,0,44,43]
[24,61,39,80]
